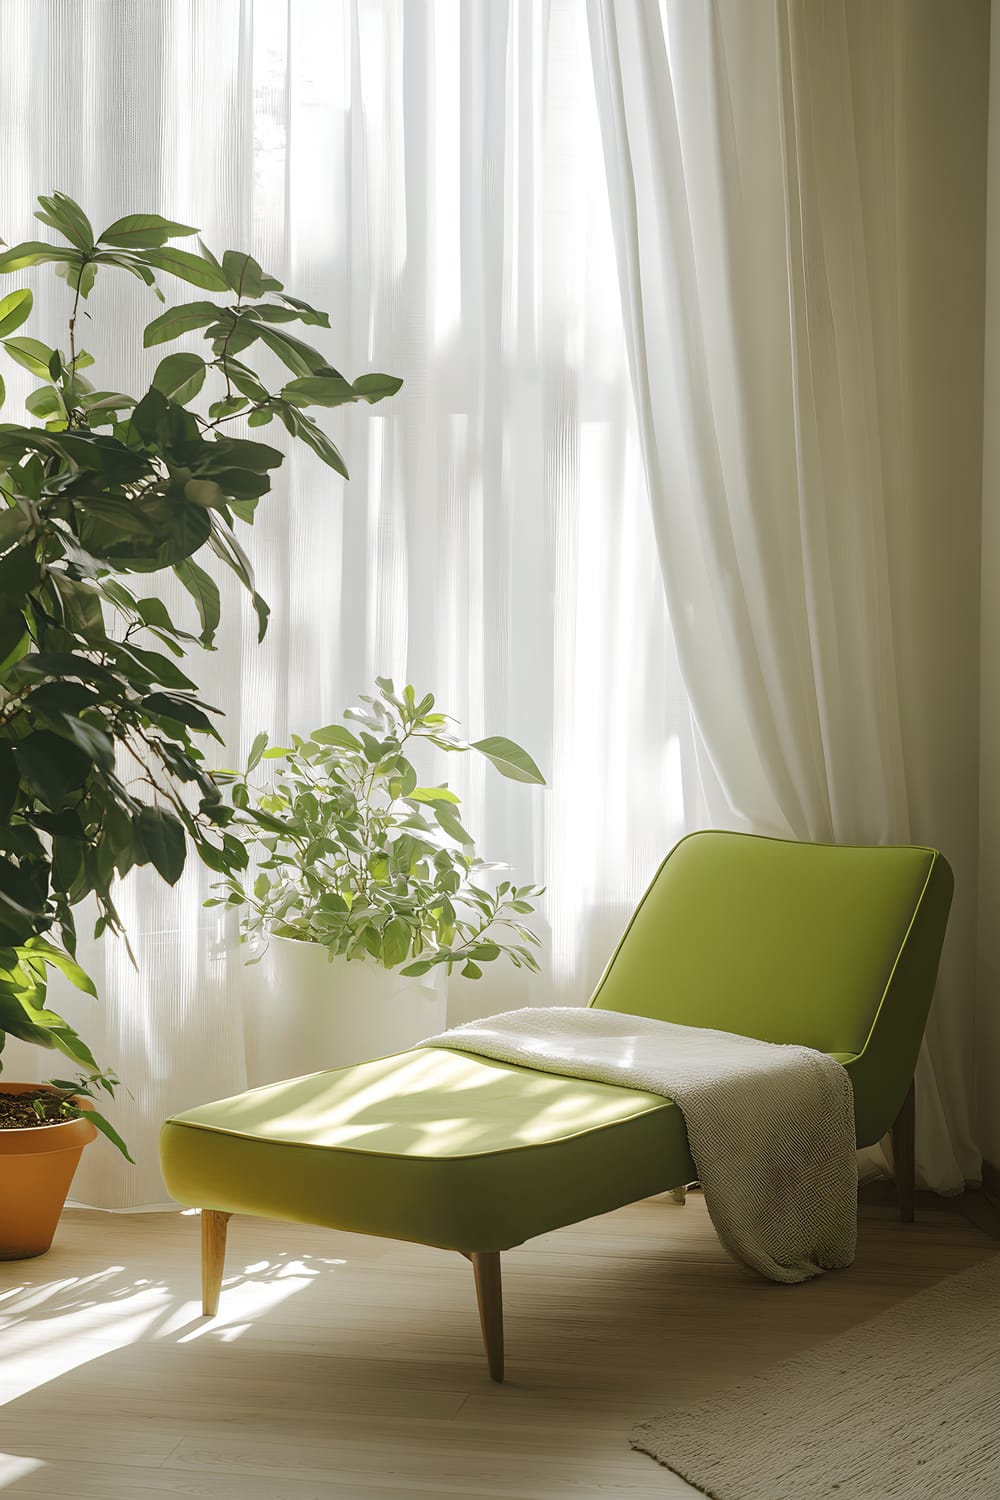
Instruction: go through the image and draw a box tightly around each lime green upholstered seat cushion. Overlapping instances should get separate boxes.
[161,1042,856,1253]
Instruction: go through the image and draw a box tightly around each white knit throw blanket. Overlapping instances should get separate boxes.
[419,1007,857,1283]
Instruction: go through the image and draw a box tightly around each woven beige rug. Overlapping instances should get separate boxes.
[632,1254,1000,1499]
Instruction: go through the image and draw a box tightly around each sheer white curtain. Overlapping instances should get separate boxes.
[587,0,988,1192]
[0,0,697,1207]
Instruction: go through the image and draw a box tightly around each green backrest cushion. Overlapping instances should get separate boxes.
[590,831,936,1056]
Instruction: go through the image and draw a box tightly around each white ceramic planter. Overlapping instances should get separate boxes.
[243,935,449,1087]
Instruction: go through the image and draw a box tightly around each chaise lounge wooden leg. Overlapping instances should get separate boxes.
[891,1081,915,1224]
[201,1209,232,1316]
[470,1251,504,1383]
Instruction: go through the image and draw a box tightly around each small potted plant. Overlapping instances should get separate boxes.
[211,678,545,1081]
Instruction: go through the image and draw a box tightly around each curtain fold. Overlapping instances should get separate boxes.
[1,0,698,1207]
[587,0,988,1191]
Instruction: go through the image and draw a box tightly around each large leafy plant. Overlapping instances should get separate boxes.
[212,679,545,979]
[0,191,401,1148]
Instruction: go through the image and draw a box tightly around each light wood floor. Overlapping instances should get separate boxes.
[0,1193,993,1499]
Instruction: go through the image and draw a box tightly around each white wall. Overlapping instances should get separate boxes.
[978,0,1000,1166]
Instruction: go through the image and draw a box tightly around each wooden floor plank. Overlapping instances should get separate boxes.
[0,1193,992,1500]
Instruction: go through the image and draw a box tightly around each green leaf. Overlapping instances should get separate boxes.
[352,372,404,404]
[108,641,196,691]
[207,319,259,358]
[397,758,418,797]
[142,691,219,736]
[310,724,363,751]
[381,916,411,969]
[274,294,331,327]
[44,1025,100,1070]
[56,714,116,770]
[0,537,42,608]
[25,680,101,717]
[281,375,357,408]
[223,360,270,403]
[143,300,221,348]
[124,387,197,456]
[0,612,28,677]
[221,251,283,299]
[131,595,173,631]
[54,257,98,300]
[240,304,302,324]
[196,238,226,277]
[247,731,269,773]
[0,849,45,916]
[435,804,474,846]
[461,960,483,980]
[173,556,221,648]
[13,729,91,809]
[0,993,60,1046]
[408,786,461,805]
[251,591,271,644]
[135,805,187,885]
[50,574,105,639]
[34,192,95,251]
[79,390,137,419]
[99,213,199,248]
[202,466,269,501]
[9,650,118,689]
[206,520,270,641]
[7,447,44,495]
[0,503,32,551]
[207,396,248,420]
[3,336,56,379]
[183,479,225,508]
[139,245,229,291]
[0,288,33,338]
[470,736,546,785]
[211,436,284,471]
[24,384,65,420]
[18,939,98,997]
[0,241,81,273]
[0,745,18,824]
[76,1105,135,1163]
[151,351,206,405]
[242,806,291,835]
[71,496,154,553]
[252,324,335,378]
[92,250,160,290]
[283,406,349,477]
[42,428,149,479]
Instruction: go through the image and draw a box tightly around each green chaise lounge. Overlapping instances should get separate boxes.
[160,831,953,1381]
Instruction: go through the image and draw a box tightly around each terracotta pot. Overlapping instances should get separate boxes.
[0,1084,97,1260]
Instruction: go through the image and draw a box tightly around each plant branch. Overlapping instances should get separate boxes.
[67,261,89,375]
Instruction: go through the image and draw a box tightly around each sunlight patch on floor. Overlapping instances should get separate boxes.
[174,1264,318,1344]
[0,1454,45,1486]
[0,1291,178,1400]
